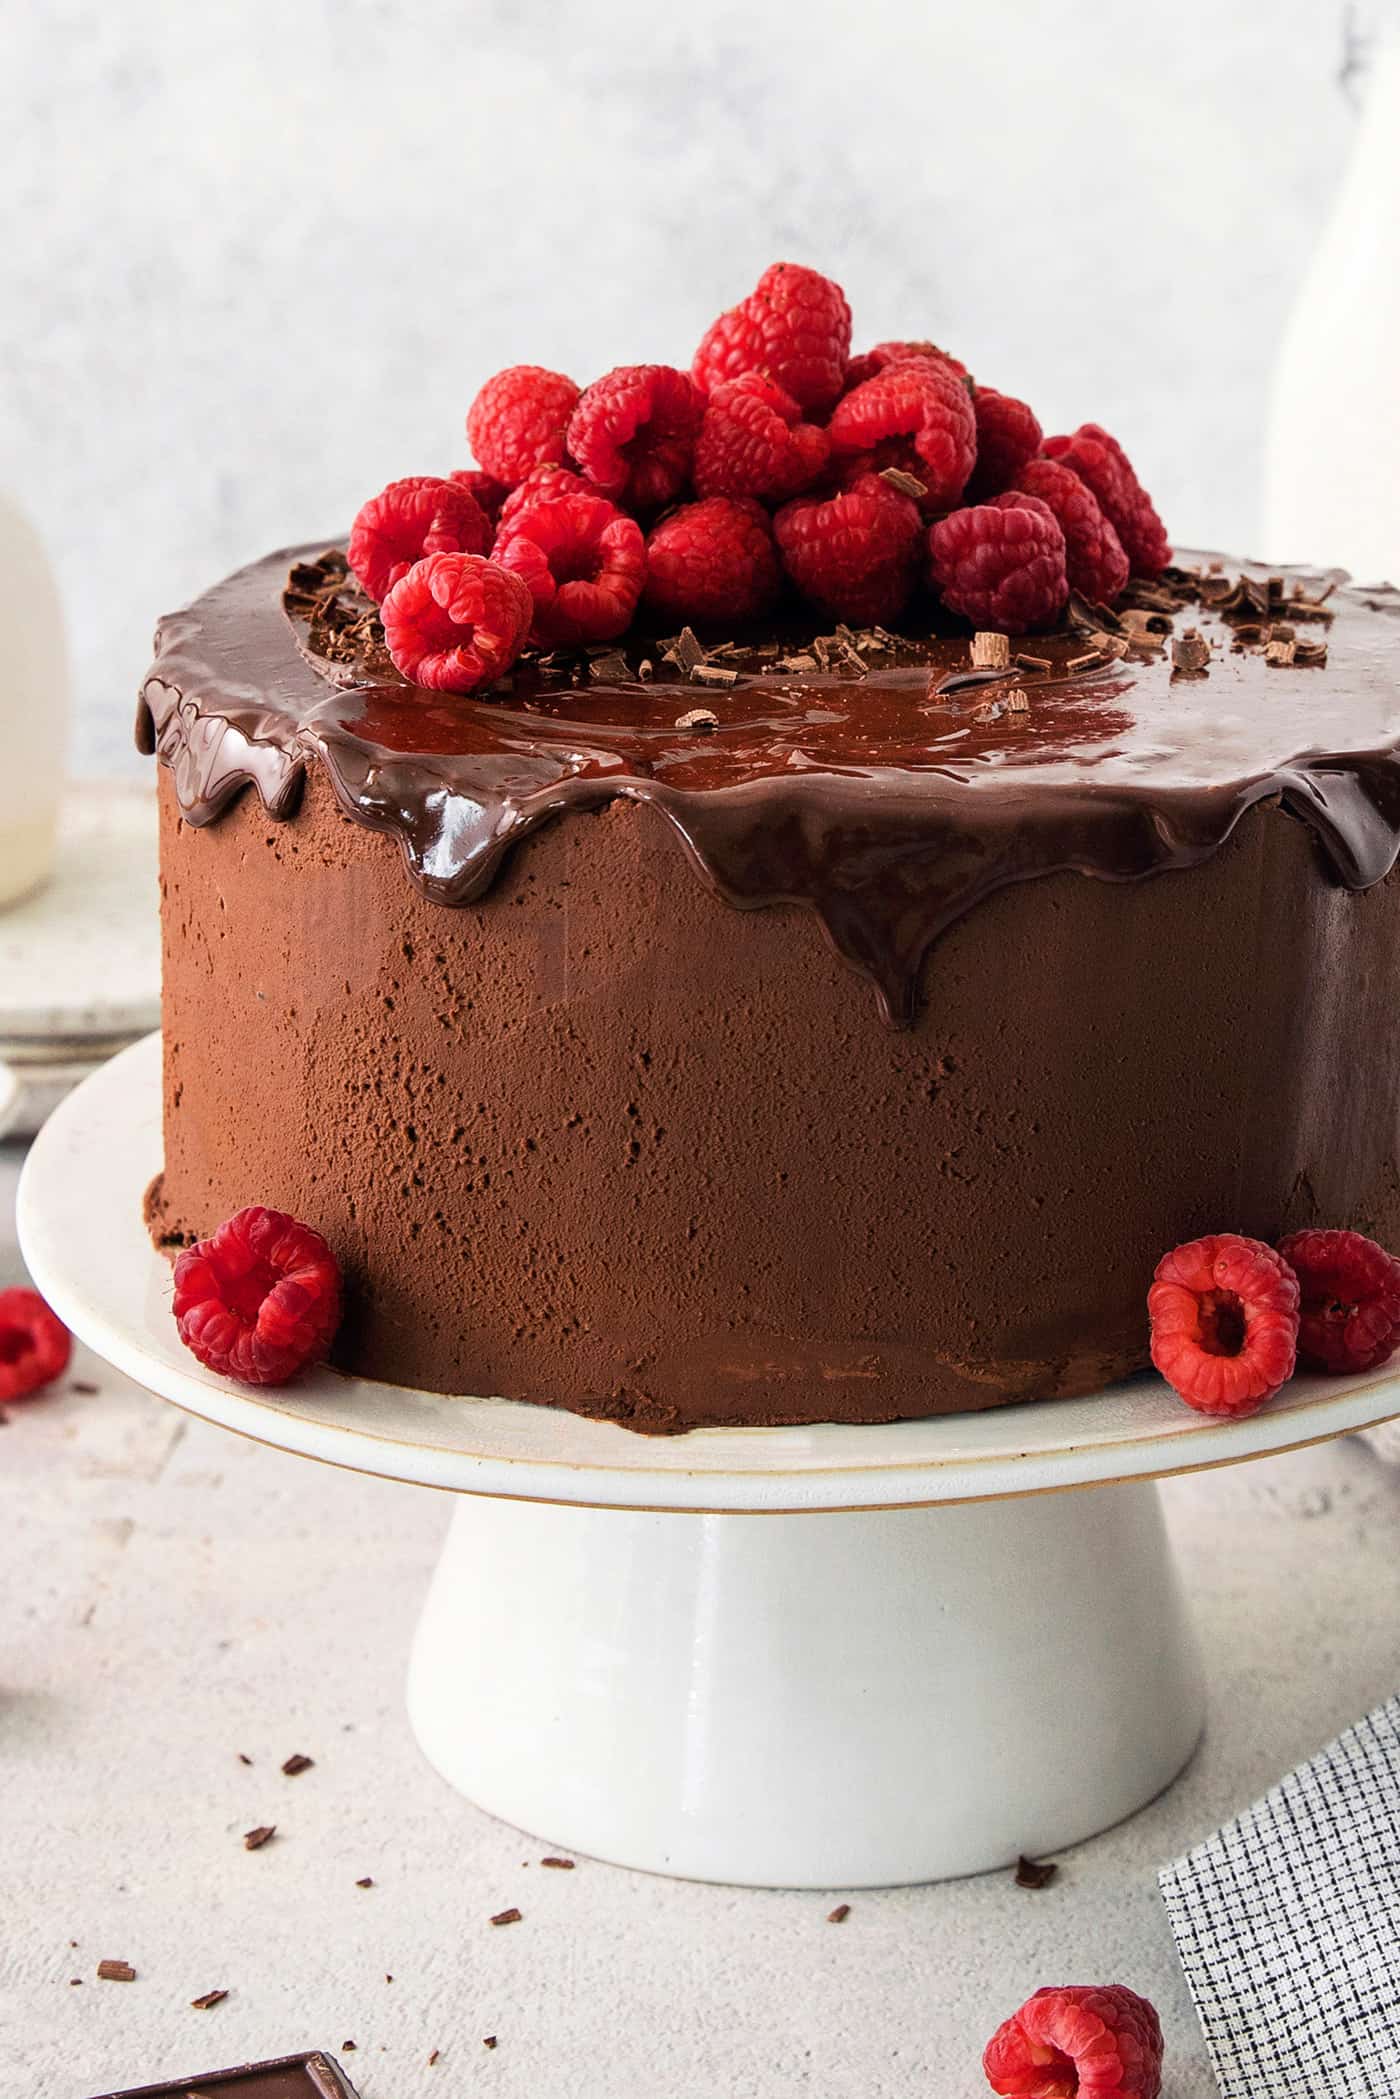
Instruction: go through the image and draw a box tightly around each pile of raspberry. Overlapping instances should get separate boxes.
[347,262,1168,694]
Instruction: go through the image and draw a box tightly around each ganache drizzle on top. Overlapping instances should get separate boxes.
[137,544,1400,1025]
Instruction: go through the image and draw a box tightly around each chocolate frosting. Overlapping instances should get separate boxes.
[138,545,1400,1024]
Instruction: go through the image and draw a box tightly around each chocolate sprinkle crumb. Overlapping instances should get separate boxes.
[97,1960,136,1983]
[191,1989,228,2010]
[70,1380,99,1395]
[540,1856,575,1869]
[490,1907,522,1927]
[243,1824,276,1850]
[880,466,928,500]
[428,2049,440,2066]
[1014,1854,1058,1890]
[237,1753,253,1767]
[356,1876,374,1888]
[483,2036,498,2050]
[827,1903,851,1924]
[281,1753,314,1776]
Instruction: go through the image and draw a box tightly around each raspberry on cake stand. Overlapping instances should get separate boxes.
[19,1032,1400,1888]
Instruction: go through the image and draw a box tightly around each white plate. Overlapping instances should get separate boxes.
[0,783,158,1042]
[17,1032,1400,1512]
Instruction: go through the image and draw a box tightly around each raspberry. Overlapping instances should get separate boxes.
[1277,1228,1400,1375]
[348,476,492,604]
[843,340,970,391]
[496,463,594,537]
[1148,1232,1299,1417]
[382,551,534,693]
[692,374,829,502]
[827,361,977,511]
[567,364,704,511]
[928,493,1068,633]
[449,468,509,529]
[1041,423,1170,577]
[965,389,1043,502]
[172,1206,342,1388]
[1013,457,1130,605]
[494,492,646,645]
[773,470,923,625]
[984,1984,1164,2099]
[693,262,852,414]
[0,1287,71,1402]
[644,497,779,626]
[465,365,580,488]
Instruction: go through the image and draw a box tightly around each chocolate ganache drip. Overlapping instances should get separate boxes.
[138,544,1400,1025]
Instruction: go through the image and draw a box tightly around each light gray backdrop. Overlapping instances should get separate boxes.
[2,0,1369,773]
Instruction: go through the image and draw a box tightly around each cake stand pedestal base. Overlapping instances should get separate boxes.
[406,1483,1204,1886]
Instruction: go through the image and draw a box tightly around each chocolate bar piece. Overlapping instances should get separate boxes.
[85,2051,359,2099]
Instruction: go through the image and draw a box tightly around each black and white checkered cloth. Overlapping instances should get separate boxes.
[1160,1695,1400,2097]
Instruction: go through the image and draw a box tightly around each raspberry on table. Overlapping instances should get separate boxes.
[0,1286,72,1402]
[827,361,977,511]
[494,491,646,645]
[1041,423,1170,577]
[644,496,780,626]
[1013,457,1130,605]
[843,339,970,391]
[171,1206,343,1388]
[928,492,1068,633]
[1148,1231,1300,1417]
[449,468,509,528]
[1278,1228,1400,1374]
[692,373,829,502]
[348,476,492,604]
[496,463,595,537]
[965,389,1044,502]
[465,365,581,488]
[773,470,923,625]
[693,261,852,414]
[567,364,704,512]
[983,1983,1164,2099]
[381,551,534,693]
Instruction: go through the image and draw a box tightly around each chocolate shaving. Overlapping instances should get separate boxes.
[281,1753,314,1776]
[637,658,654,681]
[879,466,928,500]
[588,650,634,685]
[190,1988,228,2009]
[1295,638,1329,668]
[1006,688,1031,715]
[690,663,739,689]
[243,1824,276,1850]
[540,1856,576,1869]
[776,653,818,672]
[661,627,707,676]
[1171,629,1211,678]
[97,1959,136,1982]
[1063,650,1106,674]
[827,1903,851,1923]
[490,1907,522,1926]
[676,707,719,732]
[970,632,1011,671]
[1265,637,1297,667]
[1119,607,1172,637]
[1013,651,1052,674]
[931,666,1015,698]
[1014,1854,1058,1890]
[1067,590,1124,636]
[1267,621,1296,644]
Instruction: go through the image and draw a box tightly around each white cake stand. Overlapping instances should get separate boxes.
[19,1035,1400,1888]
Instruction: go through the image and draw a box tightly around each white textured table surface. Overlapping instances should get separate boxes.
[4,1145,1400,2099]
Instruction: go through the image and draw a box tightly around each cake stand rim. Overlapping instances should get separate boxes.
[16,1031,1400,1514]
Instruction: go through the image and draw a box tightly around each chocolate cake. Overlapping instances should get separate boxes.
[139,546,1400,1429]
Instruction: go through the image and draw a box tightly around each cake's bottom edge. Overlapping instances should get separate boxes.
[144,1171,1146,1435]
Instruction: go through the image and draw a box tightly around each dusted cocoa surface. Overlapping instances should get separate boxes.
[149,763,1400,1430]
